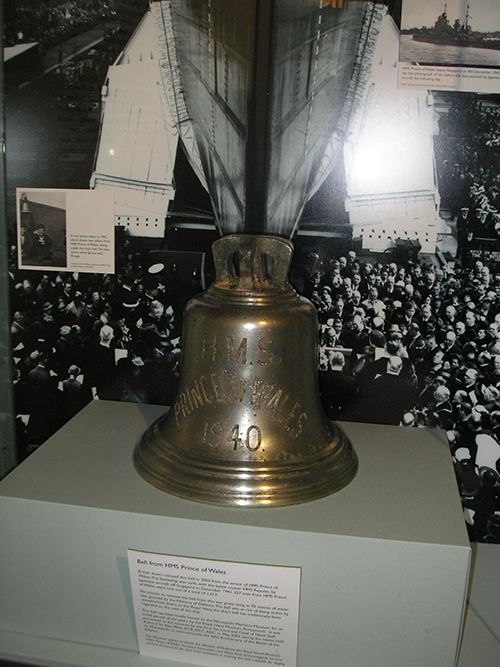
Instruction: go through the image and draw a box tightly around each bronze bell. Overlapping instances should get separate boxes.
[134,234,358,507]
[20,193,31,215]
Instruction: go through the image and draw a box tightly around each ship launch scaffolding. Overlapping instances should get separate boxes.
[90,1,441,253]
[309,1,384,203]
[343,10,443,254]
[151,0,208,194]
[90,10,179,238]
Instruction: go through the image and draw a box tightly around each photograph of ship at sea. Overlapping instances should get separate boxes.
[400,0,500,68]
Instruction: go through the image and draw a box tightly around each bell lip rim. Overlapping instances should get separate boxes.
[133,450,358,508]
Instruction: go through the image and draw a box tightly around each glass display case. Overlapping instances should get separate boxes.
[0,27,17,479]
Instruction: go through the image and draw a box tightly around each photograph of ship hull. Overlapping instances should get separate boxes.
[400,0,500,67]
[4,1,500,543]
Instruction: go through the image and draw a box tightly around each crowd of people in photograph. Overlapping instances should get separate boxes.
[7,222,500,541]
[8,234,197,456]
[4,0,115,48]
[437,95,500,261]
[304,246,500,542]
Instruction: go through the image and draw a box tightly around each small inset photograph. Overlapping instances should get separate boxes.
[17,189,67,270]
[400,0,500,68]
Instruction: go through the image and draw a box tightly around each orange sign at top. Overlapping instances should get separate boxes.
[316,0,344,7]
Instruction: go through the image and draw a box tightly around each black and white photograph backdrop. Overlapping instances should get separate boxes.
[4,0,500,543]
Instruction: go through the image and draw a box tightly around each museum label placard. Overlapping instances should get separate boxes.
[128,549,301,667]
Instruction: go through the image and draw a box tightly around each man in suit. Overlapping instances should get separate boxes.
[355,355,417,426]
[456,207,472,264]
[441,329,463,365]
[27,351,59,446]
[425,385,454,430]
[318,350,357,420]
[61,365,91,420]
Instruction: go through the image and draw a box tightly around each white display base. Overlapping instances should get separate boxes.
[0,401,471,667]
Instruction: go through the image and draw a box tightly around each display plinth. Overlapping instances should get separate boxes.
[0,400,470,667]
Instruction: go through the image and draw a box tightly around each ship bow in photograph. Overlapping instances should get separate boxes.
[152,0,382,236]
